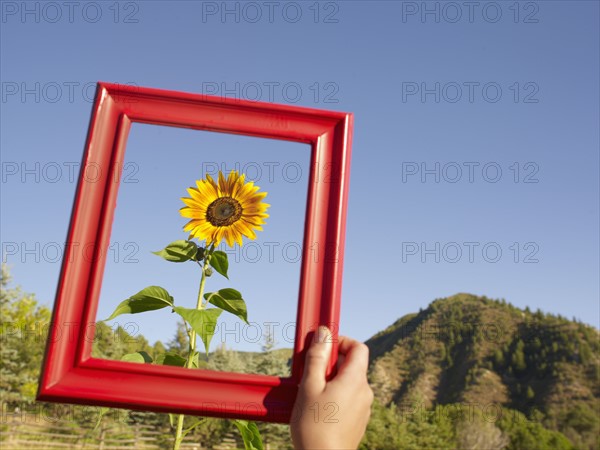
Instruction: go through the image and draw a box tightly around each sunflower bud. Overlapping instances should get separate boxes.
[204,266,213,277]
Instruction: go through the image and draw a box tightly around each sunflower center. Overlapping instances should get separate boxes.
[206,197,243,227]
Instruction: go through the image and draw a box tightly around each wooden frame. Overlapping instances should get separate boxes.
[37,82,353,423]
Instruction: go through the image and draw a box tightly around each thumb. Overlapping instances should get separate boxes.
[300,326,333,395]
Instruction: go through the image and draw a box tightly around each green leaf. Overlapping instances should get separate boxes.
[209,251,229,278]
[152,240,198,262]
[105,286,174,321]
[121,351,153,364]
[155,352,187,367]
[233,420,264,450]
[204,288,248,324]
[155,352,200,368]
[173,307,222,355]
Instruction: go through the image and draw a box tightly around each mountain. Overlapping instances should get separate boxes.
[364,293,599,449]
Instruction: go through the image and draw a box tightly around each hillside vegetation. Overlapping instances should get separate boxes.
[2,266,598,449]
[365,293,599,449]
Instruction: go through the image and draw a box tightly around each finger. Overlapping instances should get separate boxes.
[338,335,362,355]
[334,337,369,379]
[300,326,333,395]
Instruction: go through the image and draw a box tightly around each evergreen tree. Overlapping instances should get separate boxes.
[167,321,189,354]
[0,264,51,405]
[511,339,527,372]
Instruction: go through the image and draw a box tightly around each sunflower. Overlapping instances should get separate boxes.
[180,170,269,247]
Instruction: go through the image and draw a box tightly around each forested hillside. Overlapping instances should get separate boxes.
[364,294,599,449]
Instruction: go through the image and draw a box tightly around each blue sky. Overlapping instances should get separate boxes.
[1,1,598,353]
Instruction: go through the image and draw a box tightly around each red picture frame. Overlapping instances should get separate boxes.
[37,82,353,423]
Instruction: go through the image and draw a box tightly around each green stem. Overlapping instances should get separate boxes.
[172,243,214,450]
[188,257,209,362]
[173,414,185,449]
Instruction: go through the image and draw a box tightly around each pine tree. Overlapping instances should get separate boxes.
[167,321,189,354]
[255,328,289,377]
[511,339,527,373]
[493,349,505,367]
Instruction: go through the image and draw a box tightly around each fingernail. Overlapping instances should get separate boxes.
[317,326,330,343]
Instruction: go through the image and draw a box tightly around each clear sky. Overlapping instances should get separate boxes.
[1,1,598,353]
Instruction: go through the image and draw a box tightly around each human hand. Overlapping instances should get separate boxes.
[290,326,374,450]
